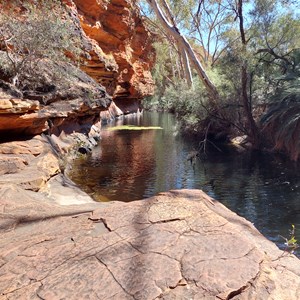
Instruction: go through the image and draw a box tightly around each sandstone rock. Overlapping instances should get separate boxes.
[40,174,97,205]
[0,136,59,191]
[0,168,48,192]
[0,184,100,230]
[0,137,45,155]
[0,80,23,99]
[0,156,28,175]
[0,0,153,137]
[0,57,111,136]
[0,99,39,114]
[100,100,124,120]
[0,189,299,299]
[72,0,155,102]
[0,113,48,135]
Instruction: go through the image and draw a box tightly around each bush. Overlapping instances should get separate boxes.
[0,0,81,89]
[146,67,242,139]
[260,49,300,160]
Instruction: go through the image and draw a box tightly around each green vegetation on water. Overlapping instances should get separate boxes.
[107,125,163,131]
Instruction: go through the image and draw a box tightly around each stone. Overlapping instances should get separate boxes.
[0,0,154,138]
[0,155,28,175]
[100,100,124,121]
[0,98,39,114]
[0,137,45,156]
[0,80,23,99]
[0,136,60,191]
[0,113,48,135]
[39,174,96,205]
[1,189,300,299]
[0,184,100,230]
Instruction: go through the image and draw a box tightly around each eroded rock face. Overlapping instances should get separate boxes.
[70,0,155,101]
[0,60,111,136]
[0,0,154,135]
[1,189,300,299]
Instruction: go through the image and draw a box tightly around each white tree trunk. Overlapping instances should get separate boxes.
[146,0,219,100]
[179,45,193,88]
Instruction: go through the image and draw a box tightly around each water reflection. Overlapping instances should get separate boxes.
[70,112,300,255]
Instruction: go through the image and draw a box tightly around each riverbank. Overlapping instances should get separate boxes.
[1,130,300,299]
[68,111,300,254]
[0,130,101,206]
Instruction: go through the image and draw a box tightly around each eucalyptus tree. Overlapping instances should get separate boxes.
[141,0,300,150]
[189,0,233,67]
[144,0,219,101]
[143,0,260,144]
[214,0,300,146]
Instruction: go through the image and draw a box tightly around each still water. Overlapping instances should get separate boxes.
[70,112,300,255]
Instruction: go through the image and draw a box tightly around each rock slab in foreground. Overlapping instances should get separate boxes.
[0,189,300,299]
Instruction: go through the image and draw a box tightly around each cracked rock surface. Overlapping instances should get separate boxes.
[1,189,300,299]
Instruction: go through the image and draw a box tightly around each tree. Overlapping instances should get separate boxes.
[235,0,261,147]
[142,0,300,155]
[0,0,81,88]
[189,0,233,67]
[260,49,300,160]
[145,0,219,101]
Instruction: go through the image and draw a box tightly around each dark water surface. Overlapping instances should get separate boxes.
[70,112,300,255]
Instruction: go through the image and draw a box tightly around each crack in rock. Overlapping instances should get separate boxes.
[88,217,112,232]
[94,256,135,299]
[149,217,184,224]
[223,284,249,300]
[219,259,265,300]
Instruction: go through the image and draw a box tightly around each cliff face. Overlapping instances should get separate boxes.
[69,0,155,102]
[0,0,155,136]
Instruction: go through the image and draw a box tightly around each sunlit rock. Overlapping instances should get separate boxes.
[69,0,155,102]
[0,189,300,299]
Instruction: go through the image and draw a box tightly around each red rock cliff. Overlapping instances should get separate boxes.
[0,0,155,136]
[68,0,155,104]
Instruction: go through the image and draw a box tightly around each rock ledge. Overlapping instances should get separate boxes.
[1,189,299,299]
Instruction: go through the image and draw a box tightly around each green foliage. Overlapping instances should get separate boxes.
[144,0,300,156]
[147,74,237,137]
[151,41,178,99]
[280,224,299,254]
[0,0,81,88]
[260,49,300,159]
[108,125,163,131]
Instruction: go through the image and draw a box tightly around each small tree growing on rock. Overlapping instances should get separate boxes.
[0,0,81,89]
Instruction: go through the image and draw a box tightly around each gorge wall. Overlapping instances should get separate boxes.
[67,0,155,118]
[0,0,155,137]
[73,0,155,99]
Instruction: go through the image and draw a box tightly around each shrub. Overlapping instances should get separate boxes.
[261,50,300,160]
[0,0,81,89]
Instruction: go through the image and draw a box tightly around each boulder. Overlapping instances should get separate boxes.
[0,136,59,191]
[0,189,299,299]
